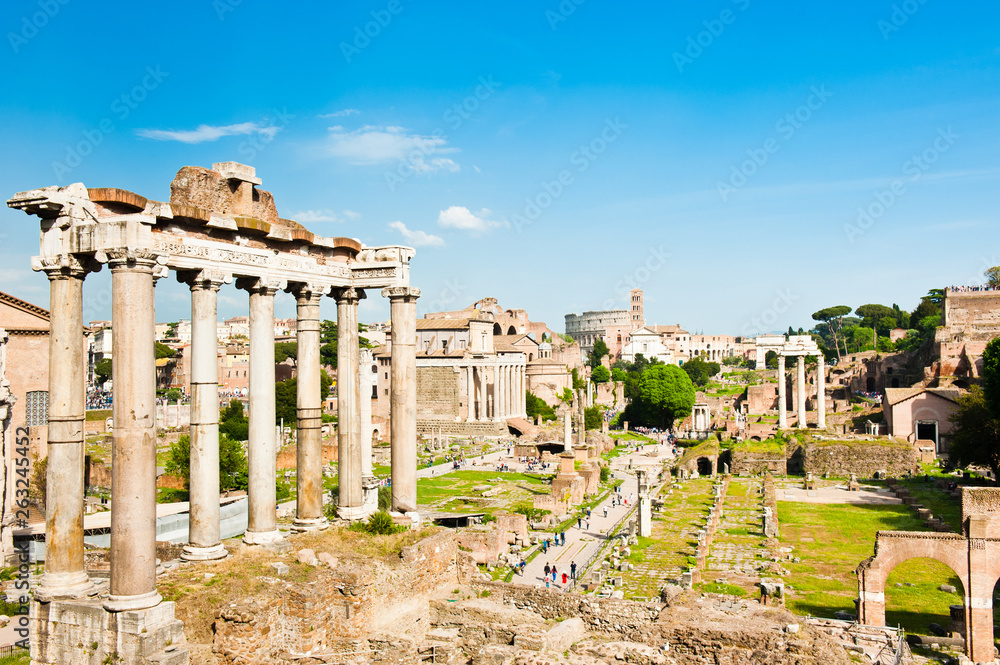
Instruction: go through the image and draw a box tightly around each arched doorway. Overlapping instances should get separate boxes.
[884,558,965,638]
[866,376,876,392]
[696,457,713,476]
[493,323,502,335]
[507,325,516,335]
[891,377,900,388]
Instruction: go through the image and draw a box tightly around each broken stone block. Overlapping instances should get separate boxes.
[297,548,319,566]
[939,584,957,594]
[270,562,289,576]
[317,552,338,568]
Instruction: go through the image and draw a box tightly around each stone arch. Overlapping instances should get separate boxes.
[696,457,714,476]
[890,377,899,388]
[857,533,969,628]
[866,376,876,392]
[493,322,502,335]
[507,325,516,335]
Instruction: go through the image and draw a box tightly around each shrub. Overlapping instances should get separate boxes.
[364,511,402,535]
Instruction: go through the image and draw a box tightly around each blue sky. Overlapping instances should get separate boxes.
[1,1,998,335]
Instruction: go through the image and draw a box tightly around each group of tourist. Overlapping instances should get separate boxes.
[948,284,998,292]
[541,561,577,587]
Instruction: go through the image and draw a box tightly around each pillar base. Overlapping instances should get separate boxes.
[337,505,369,521]
[291,517,329,533]
[103,590,162,613]
[35,570,95,602]
[243,529,285,546]
[362,476,380,517]
[389,510,421,529]
[180,543,228,562]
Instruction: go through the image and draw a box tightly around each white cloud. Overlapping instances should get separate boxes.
[389,221,444,247]
[437,206,505,233]
[136,121,279,144]
[326,125,459,172]
[287,209,360,224]
[319,109,360,118]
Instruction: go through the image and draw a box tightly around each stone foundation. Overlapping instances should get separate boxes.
[30,598,188,665]
[802,442,917,478]
[416,419,506,437]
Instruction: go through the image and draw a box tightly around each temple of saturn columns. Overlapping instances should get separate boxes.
[7,162,419,664]
[754,334,826,429]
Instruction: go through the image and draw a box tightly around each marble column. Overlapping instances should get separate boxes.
[240,277,284,545]
[519,365,526,417]
[336,288,364,520]
[497,363,506,420]
[384,286,420,515]
[105,251,161,612]
[564,411,571,450]
[37,260,92,600]
[796,355,807,429]
[181,271,228,561]
[465,365,473,420]
[816,355,826,429]
[292,284,327,531]
[360,347,378,516]
[777,354,787,429]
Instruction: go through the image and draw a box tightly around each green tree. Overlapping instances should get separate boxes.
[981,337,1000,418]
[318,321,373,368]
[94,358,113,384]
[154,342,176,359]
[764,350,778,370]
[910,289,943,327]
[811,306,852,360]
[220,399,248,441]
[165,433,248,492]
[588,339,610,369]
[632,364,695,430]
[611,367,627,382]
[526,391,556,422]
[274,341,298,363]
[584,406,602,430]
[571,368,586,390]
[948,386,1000,484]
[558,387,574,405]
[591,365,611,383]
[986,266,1000,289]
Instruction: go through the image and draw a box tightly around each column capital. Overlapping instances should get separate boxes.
[235,275,286,295]
[288,281,330,305]
[334,287,366,305]
[177,269,231,292]
[381,286,421,301]
[35,254,99,281]
[104,248,164,272]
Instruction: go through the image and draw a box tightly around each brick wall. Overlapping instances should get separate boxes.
[416,366,459,420]
[802,442,917,478]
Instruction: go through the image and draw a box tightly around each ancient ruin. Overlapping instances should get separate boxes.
[8,162,420,664]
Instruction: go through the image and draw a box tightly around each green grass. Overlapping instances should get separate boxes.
[0,649,29,665]
[777,500,963,634]
[733,438,785,455]
[891,477,962,532]
[416,470,550,516]
[700,581,748,597]
[85,409,111,422]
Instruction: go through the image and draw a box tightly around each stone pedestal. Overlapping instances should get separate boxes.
[31,598,188,665]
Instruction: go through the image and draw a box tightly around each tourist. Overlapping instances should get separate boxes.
[603,507,608,518]
[551,565,557,582]
[543,538,548,553]
[544,563,550,579]
[519,560,526,576]
[577,516,582,529]
[570,561,577,580]
[561,572,568,585]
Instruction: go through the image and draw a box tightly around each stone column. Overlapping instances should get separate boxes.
[240,277,284,545]
[384,287,420,516]
[564,411,571,450]
[471,366,479,420]
[777,354,787,429]
[105,250,161,612]
[37,260,92,600]
[336,288,364,520]
[292,283,327,531]
[497,362,506,420]
[465,365,473,420]
[816,355,826,429]
[181,271,228,561]
[520,364,526,417]
[360,348,378,516]
[796,355,807,429]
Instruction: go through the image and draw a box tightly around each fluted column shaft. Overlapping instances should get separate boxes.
[777,354,787,429]
[182,272,227,560]
[105,252,161,612]
[241,277,283,544]
[293,285,326,530]
[385,286,420,515]
[497,363,506,419]
[38,262,91,600]
[336,288,364,519]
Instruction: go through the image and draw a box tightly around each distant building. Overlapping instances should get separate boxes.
[883,386,961,454]
[565,289,644,357]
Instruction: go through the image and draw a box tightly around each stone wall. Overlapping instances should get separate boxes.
[745,384,779,413]
[802,442,917,478]
[415,366,459,420]
[212,531,470,664]
[416,419,505,437]
[731,450,787,475]
[469,581,661,642]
